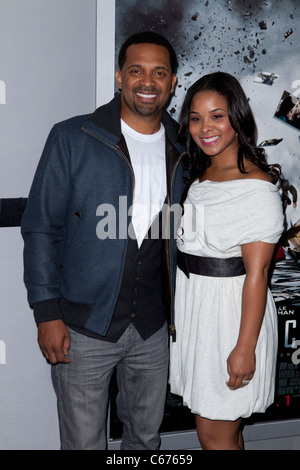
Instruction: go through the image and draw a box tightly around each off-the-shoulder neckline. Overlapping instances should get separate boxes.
[200,178,274,184]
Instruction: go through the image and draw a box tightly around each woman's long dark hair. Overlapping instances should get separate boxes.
[179,72,282,200]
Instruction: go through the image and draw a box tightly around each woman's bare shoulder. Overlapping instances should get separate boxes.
[243,164,272,182]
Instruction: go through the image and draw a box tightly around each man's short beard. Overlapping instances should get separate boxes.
[133,102,160,117]
[132,86,161,117]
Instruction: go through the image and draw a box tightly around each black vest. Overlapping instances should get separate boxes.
[102,212,166,342]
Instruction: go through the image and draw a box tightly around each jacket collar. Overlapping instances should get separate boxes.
[88,92,181,147]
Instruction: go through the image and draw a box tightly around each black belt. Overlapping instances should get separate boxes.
[177,249,246,278]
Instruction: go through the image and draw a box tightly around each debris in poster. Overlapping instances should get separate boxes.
[259,20,267,30]
[258,138,283,146]
[254,71,279,85]
[288,220,300,259]
[284,28,293,39]
[274,90,300,130]
[279,219,300,262]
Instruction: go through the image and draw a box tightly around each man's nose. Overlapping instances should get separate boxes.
[140,71,155,87]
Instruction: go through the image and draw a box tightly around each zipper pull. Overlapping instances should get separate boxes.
[169,324,176,342]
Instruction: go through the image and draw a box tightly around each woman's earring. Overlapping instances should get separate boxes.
[235,133,239,145]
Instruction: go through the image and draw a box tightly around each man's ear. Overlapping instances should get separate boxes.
[171,74,177,94]
[116,70,122,91]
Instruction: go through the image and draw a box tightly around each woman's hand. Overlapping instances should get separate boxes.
[226,345,255,390]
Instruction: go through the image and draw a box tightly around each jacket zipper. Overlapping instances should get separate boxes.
[81,127,135,304]
[82,126,184,339]
[81,127,135,195]
[168,151,186,341]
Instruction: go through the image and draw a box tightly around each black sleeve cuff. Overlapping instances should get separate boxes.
[0,198,27,227]
[32,298,62,324]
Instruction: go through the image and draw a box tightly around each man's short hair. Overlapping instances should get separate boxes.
[118,31,178,74]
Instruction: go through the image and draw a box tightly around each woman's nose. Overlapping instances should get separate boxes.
[200,118,211,133]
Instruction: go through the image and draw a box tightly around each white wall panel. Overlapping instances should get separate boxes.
[0,0,96,449]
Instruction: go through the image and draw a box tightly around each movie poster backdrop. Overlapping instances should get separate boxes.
[109,0,300,439]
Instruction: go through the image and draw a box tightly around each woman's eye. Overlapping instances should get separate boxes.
[212,114,224,119]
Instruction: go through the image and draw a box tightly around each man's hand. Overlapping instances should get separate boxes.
[38,319,71,364]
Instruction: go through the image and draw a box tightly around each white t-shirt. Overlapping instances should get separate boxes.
[121,119,166,247]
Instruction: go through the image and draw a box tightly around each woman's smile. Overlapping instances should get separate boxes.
[199,135,221,146]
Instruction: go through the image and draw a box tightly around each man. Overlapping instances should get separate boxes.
[21,31,185,450]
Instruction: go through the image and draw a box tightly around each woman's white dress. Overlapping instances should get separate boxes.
[169,179,285,420]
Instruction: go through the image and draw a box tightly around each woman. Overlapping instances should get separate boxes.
[169,72,285,450]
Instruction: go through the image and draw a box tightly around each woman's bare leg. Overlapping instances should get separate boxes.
[195,415,244,450]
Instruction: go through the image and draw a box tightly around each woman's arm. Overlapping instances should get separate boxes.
[226,241,276,390]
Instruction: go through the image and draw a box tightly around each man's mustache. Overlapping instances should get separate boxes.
[133,87,160,94]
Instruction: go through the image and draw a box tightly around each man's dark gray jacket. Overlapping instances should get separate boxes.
[21,94,185,338]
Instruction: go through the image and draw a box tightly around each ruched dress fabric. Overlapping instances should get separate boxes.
[169,179,285,421]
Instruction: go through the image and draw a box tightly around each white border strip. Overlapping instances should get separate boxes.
[96,0,116,107]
